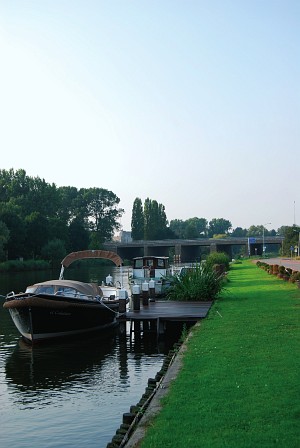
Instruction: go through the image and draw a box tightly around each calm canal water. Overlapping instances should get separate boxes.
[0,267,172,448]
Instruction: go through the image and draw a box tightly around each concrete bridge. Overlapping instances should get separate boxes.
[103,236,284,263]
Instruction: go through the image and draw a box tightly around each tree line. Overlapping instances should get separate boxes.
[0,169,123,262]
[0,169,298,263]
[131,197,300,257]
[131,197,279,239]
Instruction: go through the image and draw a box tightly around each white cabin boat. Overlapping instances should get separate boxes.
[129,256,171,296]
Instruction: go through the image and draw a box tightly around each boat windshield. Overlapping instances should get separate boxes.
[34,285,55,294]
[31,285,80,297]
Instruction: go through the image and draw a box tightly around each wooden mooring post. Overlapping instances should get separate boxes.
[142,281,149,306]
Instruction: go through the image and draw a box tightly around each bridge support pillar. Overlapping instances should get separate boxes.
[210,243,217,253]
[174,244,182,263]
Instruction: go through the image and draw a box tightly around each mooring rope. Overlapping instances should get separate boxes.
[98,297,128,317]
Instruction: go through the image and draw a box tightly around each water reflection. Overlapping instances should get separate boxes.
[4,327,166,410]
[5,331,118,391]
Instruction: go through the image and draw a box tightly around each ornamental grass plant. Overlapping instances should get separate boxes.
[140,260,300,448]
[166,262,225,301]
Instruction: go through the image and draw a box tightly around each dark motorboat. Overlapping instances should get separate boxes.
[3,250,128,344]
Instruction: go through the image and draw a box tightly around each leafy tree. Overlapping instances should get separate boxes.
[163,226,177,239]
[144,198,154,239]
[170,217,208,239]
[0,168,15,202]
[1,169,58,218]
[185,217,207,238]
[143,198,169,240]
[277,226,287,236]
[68,218,90,252]
[48,217,69,247]
[281,225,300,256]
[247,225,275,237]
[247,225,264,237]
[0,220,9,261]
[169,219,185,238]
[41,238,66,268]
[57,186,81,223]
[26,176,59,218]
[81,187,124,246]
[184,221,199,238]
[208,218,232,237]
[0,202,26,259]
[231,227,247,237]
[157,203,169,238]
[25,212,50,258]
[131,198,144,240]
[6,168,30,200]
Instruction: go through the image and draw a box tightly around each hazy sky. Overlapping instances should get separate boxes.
[0,0,299,232]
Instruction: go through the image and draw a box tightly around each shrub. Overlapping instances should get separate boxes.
[257,261,268,270]
[0,259,50,272]
[290,271,300,282]
[205,252,230,271]
[166,263,225,301]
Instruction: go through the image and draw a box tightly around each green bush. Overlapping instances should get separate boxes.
[256,261,269,270]
[290,271,300,282]
[205,252,230,271]
[0,259,50,272]
[166,263,225,301]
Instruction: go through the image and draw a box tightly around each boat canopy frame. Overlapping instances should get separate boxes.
[59,250,123,280]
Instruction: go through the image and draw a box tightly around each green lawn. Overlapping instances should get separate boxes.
[140,261,300,448]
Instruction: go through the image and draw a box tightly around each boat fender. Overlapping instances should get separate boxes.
[106,274,113,286]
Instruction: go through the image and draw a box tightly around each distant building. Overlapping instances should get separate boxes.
[113,231,132,243]
[121,231,132,243]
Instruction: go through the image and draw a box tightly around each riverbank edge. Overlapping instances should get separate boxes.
[123,324,197,448]
[105,327,194,448]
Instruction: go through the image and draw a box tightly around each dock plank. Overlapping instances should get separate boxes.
[118,300,213,322]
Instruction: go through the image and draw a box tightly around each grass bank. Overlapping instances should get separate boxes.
[139,261,299,448]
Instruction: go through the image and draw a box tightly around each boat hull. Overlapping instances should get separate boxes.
[6,297,118,343]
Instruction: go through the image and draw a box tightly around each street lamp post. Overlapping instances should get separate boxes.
[262,223,271,258]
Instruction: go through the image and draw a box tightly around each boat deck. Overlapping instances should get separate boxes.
[118,300,213,337]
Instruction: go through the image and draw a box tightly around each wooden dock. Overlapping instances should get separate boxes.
[118,300,213,337]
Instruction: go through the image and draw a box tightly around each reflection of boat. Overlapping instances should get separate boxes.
[129,256,172,296]
[3,250,129,344]
[5,332,117,390]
